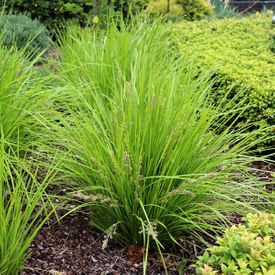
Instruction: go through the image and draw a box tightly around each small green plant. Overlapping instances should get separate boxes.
[196,213,275,275]
[0,13,50,59]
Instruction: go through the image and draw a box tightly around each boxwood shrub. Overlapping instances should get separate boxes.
[173,15,275,149]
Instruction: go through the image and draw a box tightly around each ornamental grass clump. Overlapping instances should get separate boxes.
[0,19,57,274]
[0,40,53,155]
[0,140,55,274]
[53,19,273,256]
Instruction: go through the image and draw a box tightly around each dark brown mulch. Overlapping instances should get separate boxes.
[23,213,182,275]
[248,161,275,192]
[23,161,274,275]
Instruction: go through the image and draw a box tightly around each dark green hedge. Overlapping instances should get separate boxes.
[1,1,148,28]
[173,15,275,149]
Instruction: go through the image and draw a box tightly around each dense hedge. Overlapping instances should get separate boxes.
[0,0,148,28]
[173,15,275,147]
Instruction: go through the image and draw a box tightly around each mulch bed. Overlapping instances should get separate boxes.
[249,161,274,192]
[23,213,181,275]
[23,161,274,275]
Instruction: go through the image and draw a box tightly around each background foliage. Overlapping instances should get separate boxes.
[176,0,212,20]
[145,0,183,16]
[0,0,149,28]
[173,15,275,148]
[0,13,50,58]
[211,0,239,19]
[145,0,212,20]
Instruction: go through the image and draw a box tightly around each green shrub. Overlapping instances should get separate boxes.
[145,0,184,16]
[173,15,275,148]
[0,13,50,58]
[113,0,149,17]
[196,213,275,275]
[176,0,213,20]
[51,19,273,265]
[144,0,212,20]
[1,0,148,28]
[1,0,94,28]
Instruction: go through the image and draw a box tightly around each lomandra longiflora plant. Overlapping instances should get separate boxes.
[53,19,273,257]
[0,40,52,155]
[0,138,55,274]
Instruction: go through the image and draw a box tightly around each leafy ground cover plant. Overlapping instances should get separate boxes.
[52,18,273,267]
[173,15,275,149]
[0,13,50,59]
[0,140,55,274]
[196,212,275,275]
